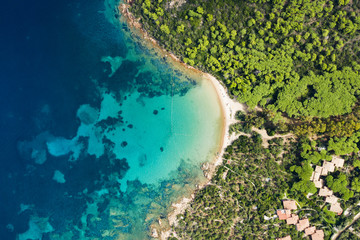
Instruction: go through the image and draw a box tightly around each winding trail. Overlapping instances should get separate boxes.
[251,127,294,148]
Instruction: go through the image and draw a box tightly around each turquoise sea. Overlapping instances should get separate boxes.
[0,0,223,239]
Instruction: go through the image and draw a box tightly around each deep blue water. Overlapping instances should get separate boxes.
[0,0,122,238]
[0,0,222,239]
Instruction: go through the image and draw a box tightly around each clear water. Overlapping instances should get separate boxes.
[0,0,222,239]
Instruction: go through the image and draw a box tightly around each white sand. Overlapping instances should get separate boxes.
[163,74,245,231]
[203,73,246,167]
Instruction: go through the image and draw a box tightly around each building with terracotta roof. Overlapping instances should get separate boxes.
[319,187,333,197]
[296,218,310,231]
[332,156,344,168]
[276,235,291,240]
[277,209,291,220]
[283,200,297,210]
[286,214,299,225]
[311,229,324,240]
[305,226,316,236]
[330,202,343,215]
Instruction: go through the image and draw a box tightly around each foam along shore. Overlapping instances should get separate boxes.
[118,2,246,239]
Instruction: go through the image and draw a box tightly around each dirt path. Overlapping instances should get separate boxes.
[251,127,294,148]
[349,227,360,238]
[331,206,360,240]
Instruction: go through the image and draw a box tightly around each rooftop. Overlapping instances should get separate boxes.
[277,209,291,220]
[314,165,322,174]
[311,229,324,240]
[312,172,321,182]
[320,168,328,176]
[286,214,299,225]
[283,200,297,210]
[332,156,344,168]
[296,218,310,231]
[305,226,316,236]
[319,187,333,197]
[322,161,335,174]
[325,195,338,205]
[314,179,324,188]
[330,202,343,215]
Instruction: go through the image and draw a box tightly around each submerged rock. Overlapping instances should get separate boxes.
[17,131,53,165]
[6,224,14,232]
[101,56,124,77]
[138,154,147,167]
[31,149,47,165]
[77,104,99,125]
[18,215,54,240]
[53,170,66,184]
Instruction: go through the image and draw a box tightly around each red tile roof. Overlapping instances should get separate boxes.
[277,209,291,220]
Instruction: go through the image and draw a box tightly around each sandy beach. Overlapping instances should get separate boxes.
[163,73,245,239]
[118,3,246,239]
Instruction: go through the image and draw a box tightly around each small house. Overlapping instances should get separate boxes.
[311,230,324,240]
[296,218,310,231]
[283,200,297,210]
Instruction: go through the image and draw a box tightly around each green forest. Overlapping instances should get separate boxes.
[220,111,360,239]
[127,0,360,239]
[172,134,301,239]
[129,0,360,118]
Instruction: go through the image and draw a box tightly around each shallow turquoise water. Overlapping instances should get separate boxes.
[0,0,223,239]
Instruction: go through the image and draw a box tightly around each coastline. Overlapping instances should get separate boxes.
[165,73,245,239]
[118,2,246,239]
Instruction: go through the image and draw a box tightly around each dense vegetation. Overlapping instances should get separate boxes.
[130,0,360,118]
[338,217,360,239]
[171,133,302,239]
[231,110,360,202]
[166,131,360,239]
[165,126,360,239]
